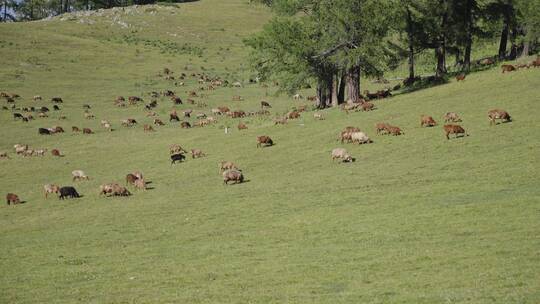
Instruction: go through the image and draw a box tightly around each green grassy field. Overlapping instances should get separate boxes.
[1,1,540,303]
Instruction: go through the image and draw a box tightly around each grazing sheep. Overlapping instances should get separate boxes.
[361,102,375,112]
[261,101,272,109]
[181,121,191,128]
[443,112,462,122]
[33,149,47,156]
[72,170,89,181]
[223,169,244,185]
[0,152,9,159]
[420,115,437,127]
[58,186,80,199]
[488,109,512,125]
[169,144,187,155]
[84,112,95,119]
[104,123,112,131]
[351,132,372,144]
[274,117,288,125]
[99,183,116,196]
[22,149,34,157]
[53,105,61,111]
[43,184,60,198]
[387,126,404,136]
[171,96,183,105]
[51,97,63,103]
[375,122,390,135]
[217,106,230,114]
[51,149,63,157]
[287,111,301,119]
[331,148,353,162]
[170,111,180,122]
[501,64,516,73]
[256,135,274,148]
[237,122,248,130]
[14,144,28,154]
[191,149,206,159]
[313,113,324,120]
[126,173,138,186]
[133,178,146,191]
[72,126,81,133]
[153,118,165,126]
[171,153,186,164]
[183,109,193,118]
[443,124,468,139]
[219,161,238,173]
[38,112,48,118]
[39,128,52,135]
[33,95,42,101]
[83,128,93,134]
[13,113,23,120]
[6,193,21,205]
[143,124,155,132]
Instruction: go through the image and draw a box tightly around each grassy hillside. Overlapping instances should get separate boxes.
[1,1,539,303]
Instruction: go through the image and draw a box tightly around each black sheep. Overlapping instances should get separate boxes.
[59,186,80,200]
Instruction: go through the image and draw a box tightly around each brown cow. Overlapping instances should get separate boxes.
[443,124,468,140]
[420,115,437,127]
[488,109,512,125]
[256,136,274,148]
[6,193,20,205]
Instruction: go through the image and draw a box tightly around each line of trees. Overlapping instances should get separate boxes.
[0,0,192,21]
[246,0,540,108]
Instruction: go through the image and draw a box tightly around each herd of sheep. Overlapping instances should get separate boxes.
[3,56,536,205]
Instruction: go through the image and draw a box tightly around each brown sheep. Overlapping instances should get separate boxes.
[488,109,512,125]
[170,144,187,155]
[420,115,437,127]
[361,102,375,112]
[287,111,301,119]
[501,64,516,73]
[455,74,466,81]
[133,178,146,191]
[237,122,248,130]
[443,124,468,140]
[6,193,21,205]
[83,128,93,134]
[72,170,90,181]
[181,121,191,128]
[191,149,206,159]
[256,136,273,148]
[217,106,230,114]
[126,173,138,186]
[72,126,81,133]
[219,161,238,173]
[169,111,180,122]
[501,64,516,74]
[339,130,354,143]
[43,184,60,198]
[223,169,244,185]
[153,118,165,126]
[143,124,155,132]
[51,149,63,157]
[443,112,462,122]
[387,125,404,136]
[375,122,390,135]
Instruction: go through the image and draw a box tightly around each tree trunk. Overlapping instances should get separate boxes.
[406,7,415,80]
[508,27,519,60]
[315,74,333,109]
[436,8,448,78]
[331,74,338,107]
[463,0,473,71]
[435,43,446,78]
[520,40,530,58]
[346,65,360,102]
[337,73,345,104]
[498,23,508,60]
